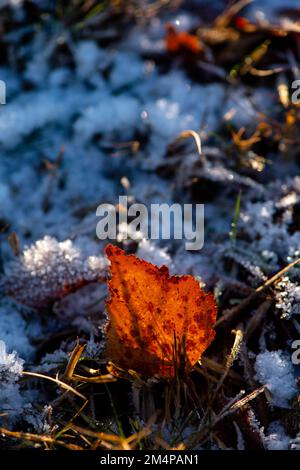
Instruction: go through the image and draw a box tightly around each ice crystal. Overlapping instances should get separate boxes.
[264,422,290,450]
[255,350,297,408]
[274,277,300,318]
[2,236,107,308]
[0,341,24,423]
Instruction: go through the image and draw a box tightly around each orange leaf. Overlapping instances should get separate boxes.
[105,244,217,378]
[165,23,204,55]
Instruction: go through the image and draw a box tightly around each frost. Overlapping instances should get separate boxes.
[145,99,193,140]
[85,337,104,360]
[0,340,24,379]
[38,349,69,373]
[264,422,290,450]
[233,422,245,450]
[238,179,300,265]
[254,351,297,408]
[291,433,300,450]
[110,52,146,90]
[23,404,52,434]
[142,80,224,142]
[274,277,300,318]
[0,341,24,423]
[74,95,141,141]
[75,41,106,80]
[223,87,275,128]
[0,301,34,358]
[0,0,23,6]
[137,239,174,270]
[0,88,91,149]
[247,0,300,23]
[53,281,107,333]
[2,236,107,309]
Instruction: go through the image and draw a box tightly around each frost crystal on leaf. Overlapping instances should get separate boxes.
[2,236,107,309]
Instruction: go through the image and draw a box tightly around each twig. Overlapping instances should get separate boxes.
[216,255,300,327]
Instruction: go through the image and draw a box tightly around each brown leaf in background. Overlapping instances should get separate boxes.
[165,23,204,55]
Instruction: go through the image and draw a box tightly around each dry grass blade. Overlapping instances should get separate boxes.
[277,74,291,109]
[248,66,285,76]
[175,130,202,158]
[240,40,271,75]
[256,255,300,292]
[0,427,83,450]
[189,385,265,448]
[229,385,266,411]
[22,371,87,401]
[63,342,86,382]
[212,385,266,426]
[71,420,153,450]
[214,0,253,28]
[197,329,244,439]
[7,232,20,256]
[210,328,244,402]
[197,357,244,384]
[216,255,300,326]
[225,328,244,371]
[71,425,123,443]
[71,373,116,383]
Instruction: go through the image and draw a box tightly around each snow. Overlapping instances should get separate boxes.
[0,341,24,378]
[74,95,141,141]
[0,341,25,424]
[223,87,276,128]
[254,351,297,408]
[0,0,299,443]
[0,88,88,149]
[264,422,290,450]
[0,302,35,358]
[247,0,300,22]
[75,41,106,80]
[110,52,146,90]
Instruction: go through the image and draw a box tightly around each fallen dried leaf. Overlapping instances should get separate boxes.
[165,23,204,55]
[105,244,217,378]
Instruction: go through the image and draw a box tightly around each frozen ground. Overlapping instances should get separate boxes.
[0,0,300,450]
